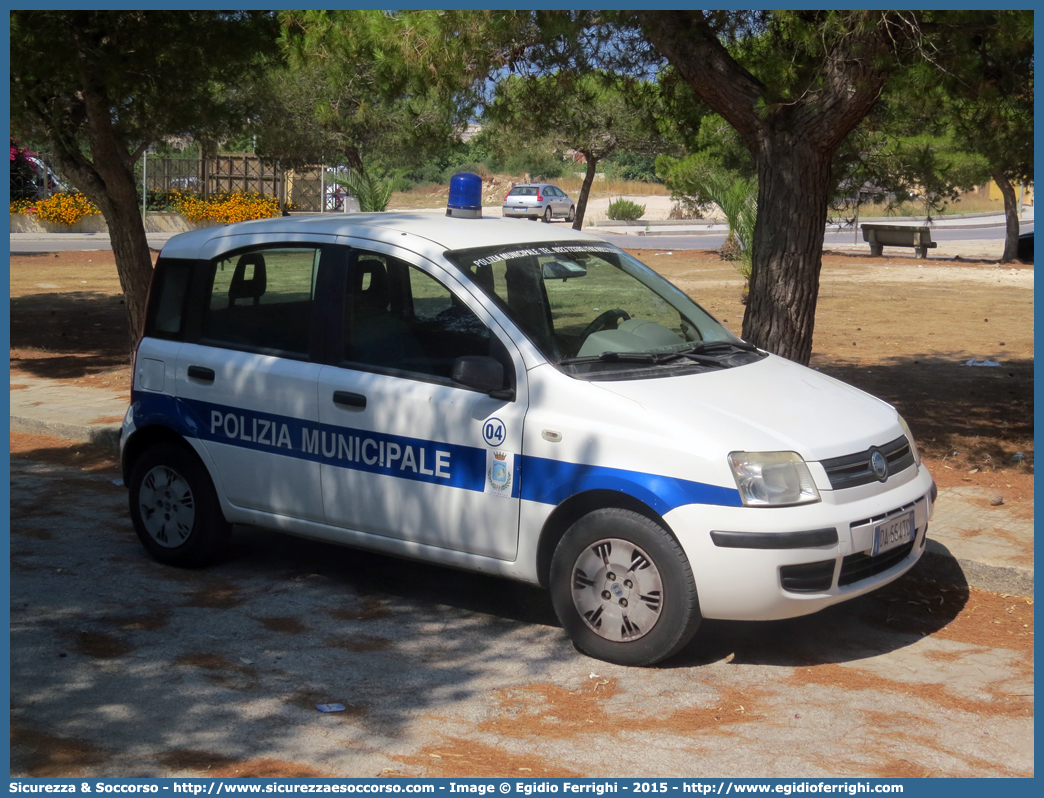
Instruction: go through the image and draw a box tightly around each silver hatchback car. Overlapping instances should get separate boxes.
[502,183,575,223]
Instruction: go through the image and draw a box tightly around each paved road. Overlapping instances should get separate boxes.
[597,220,1033,252]
[10,455,1033,778]
[8,218,1032,254]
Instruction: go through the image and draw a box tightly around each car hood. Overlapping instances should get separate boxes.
[591,353,901,462]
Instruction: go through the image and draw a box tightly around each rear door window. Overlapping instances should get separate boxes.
[204,246,321,356]
[344,251,493,382]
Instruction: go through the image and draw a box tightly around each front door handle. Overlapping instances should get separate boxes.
[333,391,366,410]
[187,365,215,383]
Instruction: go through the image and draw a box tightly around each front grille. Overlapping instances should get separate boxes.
[838,541,915,586]
[820,435,915,490]
[780,559,836,593]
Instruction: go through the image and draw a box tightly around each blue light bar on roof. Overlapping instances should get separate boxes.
[446,172,483,218]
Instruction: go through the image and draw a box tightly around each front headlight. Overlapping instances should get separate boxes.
[897,415,921,466]
[728,451,821,507]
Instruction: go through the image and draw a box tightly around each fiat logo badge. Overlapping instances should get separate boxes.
[870,450,888,481]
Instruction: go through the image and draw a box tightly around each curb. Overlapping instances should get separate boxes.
[11,415,121,451]
[634,228,722,237]
[914,548,1033,598]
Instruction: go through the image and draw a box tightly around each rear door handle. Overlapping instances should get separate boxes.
[333,391,366,410]
[187,365,215,383]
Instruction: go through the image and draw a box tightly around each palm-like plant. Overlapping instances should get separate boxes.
[696,173,758,281]
[337,170,393,213]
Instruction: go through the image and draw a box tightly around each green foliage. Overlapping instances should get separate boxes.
[11,12,279,159]
[483,71,673,226]
[656,151,731,214]
[499,148,568,180]
[604,151,661,183]
[335,171,393,213]
[653,112,754,216]
[606,198,646,221]
[268,10,507,173]
[659,162,757,279]
[887,134,990,217]
[694,115,754,178]
[374,140,495,192]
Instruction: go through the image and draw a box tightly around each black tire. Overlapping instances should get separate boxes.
[543,206,553,223]
[566,205,576,223]
[128,442,231,567]
[550,509,701,666]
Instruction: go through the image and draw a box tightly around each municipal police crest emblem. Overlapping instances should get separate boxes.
[485,450,513,497]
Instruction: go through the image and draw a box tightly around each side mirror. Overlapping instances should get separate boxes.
[451,356,514,400]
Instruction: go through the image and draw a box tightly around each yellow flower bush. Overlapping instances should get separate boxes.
[10,190,282,226]
[170,190,281,224]
[10,198,36,215]
[17,193,100,225]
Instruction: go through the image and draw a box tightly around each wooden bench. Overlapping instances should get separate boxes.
[861,224,937,258]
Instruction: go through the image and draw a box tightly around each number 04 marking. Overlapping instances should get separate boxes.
[483,417,506,447]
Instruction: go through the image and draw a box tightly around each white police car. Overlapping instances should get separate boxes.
[122,173,935,665]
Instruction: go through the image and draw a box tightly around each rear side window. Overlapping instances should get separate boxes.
[204,246,321,356]
[146,258,193,338]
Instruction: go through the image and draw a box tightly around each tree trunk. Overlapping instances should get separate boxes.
[635,11,903,366]
[48,144,155,357]
[742,135,833,366]
[992,171,1020,263]
[102,191,156,353]
[572,153,599,230]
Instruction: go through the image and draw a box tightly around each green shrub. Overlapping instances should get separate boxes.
[605,152,662,183]
[336,171,393,212]
[607,197,646,221]
[441,162,489,182]
[502,148,566,179]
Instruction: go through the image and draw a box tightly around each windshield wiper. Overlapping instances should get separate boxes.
[559,351,666,365]
[558,340,758,367]
[558,350,725,368]
[680,340,760,355]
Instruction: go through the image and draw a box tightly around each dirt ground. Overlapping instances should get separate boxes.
[10,246,1033,497]
[7,439,1035,778]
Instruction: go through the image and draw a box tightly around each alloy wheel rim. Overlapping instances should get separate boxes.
[570,537,664,642]
[138,465,195,548]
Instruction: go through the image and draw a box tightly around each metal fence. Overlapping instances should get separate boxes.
[10,153,65,202]
[13,152,351,214]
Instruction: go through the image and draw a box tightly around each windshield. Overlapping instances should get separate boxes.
[444,241,759,378]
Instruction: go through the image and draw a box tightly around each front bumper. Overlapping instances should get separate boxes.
[664,464,935,621]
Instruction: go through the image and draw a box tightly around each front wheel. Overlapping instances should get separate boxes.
[128,442,231,567]
[550,509,701,665]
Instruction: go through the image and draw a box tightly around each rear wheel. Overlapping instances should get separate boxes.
[550,509,701,665]
[128,442,231,567]
[543,206,553,223]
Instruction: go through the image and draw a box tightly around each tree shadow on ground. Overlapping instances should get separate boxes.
[10,458,980,777]
[10,291,130,378]
[816,353,1033,465]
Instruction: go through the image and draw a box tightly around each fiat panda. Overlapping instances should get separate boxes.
[121,175,935,665]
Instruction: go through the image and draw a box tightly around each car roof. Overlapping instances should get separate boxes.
[159,211,597,259]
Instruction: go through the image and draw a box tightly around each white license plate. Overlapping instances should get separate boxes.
[872,511,915,556]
